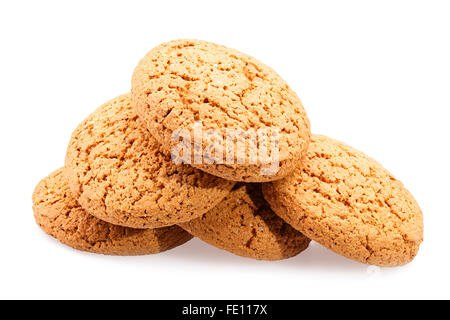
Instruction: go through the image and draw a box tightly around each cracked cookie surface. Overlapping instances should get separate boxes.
[33,169,192,255]
[179,183,310,260]
[65,94,235,229]
[263,134,424,266]
[132,39,311,182]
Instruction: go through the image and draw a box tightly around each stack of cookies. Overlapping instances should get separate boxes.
[32,39,423,267]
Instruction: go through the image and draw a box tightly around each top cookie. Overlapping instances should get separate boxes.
[65,94,235,229]
[263,134,424,267]
[132,39,311,182]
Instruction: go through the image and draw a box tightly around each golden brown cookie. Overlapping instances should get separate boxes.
[263,134,424,267]
[132,39,311,182]
[179,183,310,260]
[65,94,235,229]
[33,169,192,255]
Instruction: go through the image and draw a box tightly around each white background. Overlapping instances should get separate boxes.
[0,0,449,300]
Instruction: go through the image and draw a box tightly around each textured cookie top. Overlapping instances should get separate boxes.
[132,39,311,166]
[263,134,424,266]
[65,94,235,229]
[180,183,310,261]
[32,169,192,255]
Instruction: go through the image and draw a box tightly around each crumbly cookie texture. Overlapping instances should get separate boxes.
[179,183,310,260]
[131,39,311,182]
[65,94,235,229]
[33,169,192,256]
[263,134,424,267]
